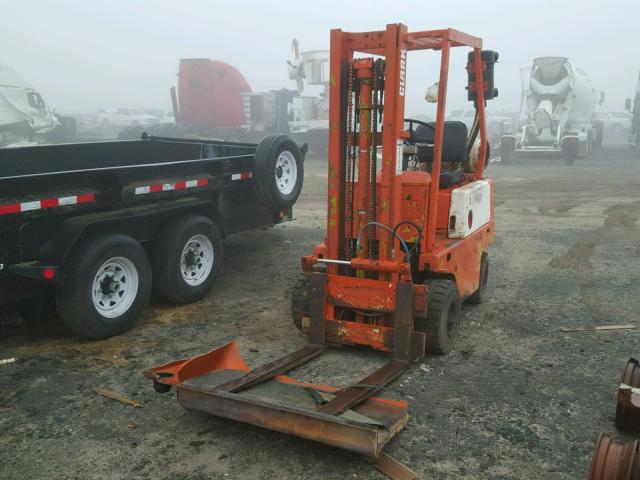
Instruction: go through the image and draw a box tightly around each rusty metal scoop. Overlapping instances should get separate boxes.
[144,341,409,456]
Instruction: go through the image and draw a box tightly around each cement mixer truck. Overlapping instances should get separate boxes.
[624,71,640,152]
[501,57,603,165]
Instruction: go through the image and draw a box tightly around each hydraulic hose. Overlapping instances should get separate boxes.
[356,221,411,263]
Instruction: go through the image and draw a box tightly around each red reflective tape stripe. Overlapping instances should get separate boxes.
[149,184,163,193]
[0,193,94,215]
[0,204,21,215]
[175,180,186,190]
[196,178,209,187]
[76,193,95,204]
[40,198,59,209]
[241,172,251,180]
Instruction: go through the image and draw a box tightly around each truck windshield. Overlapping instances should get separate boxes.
[27,92,46,109]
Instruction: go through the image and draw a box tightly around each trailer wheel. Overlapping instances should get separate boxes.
[417,279,461,355]
[291,274,311,334]
[152,215,223,304]
[467,252,489,305]
[254,134,304,210]
[56,234,152,339]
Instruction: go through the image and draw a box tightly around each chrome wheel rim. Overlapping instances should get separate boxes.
[180,234,214,286]
[92,257,139,318]
[275,150,297,196]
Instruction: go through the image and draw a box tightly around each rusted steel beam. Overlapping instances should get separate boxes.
[368,452,421,480]
[219,344,326,394]
[392,282,417,362]
[588,432,640,480]
[317,359,408,416]
[177,385,407,457]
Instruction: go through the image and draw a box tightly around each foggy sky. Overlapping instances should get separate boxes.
[2,0,638,116]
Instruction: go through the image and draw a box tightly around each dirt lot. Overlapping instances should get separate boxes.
[1,141,639,479]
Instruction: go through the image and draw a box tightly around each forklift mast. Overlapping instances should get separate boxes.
[324,25,489,266]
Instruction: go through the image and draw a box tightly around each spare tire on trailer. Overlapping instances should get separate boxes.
[254,134,304,210]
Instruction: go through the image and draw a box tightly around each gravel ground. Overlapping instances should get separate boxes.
[1,141,639,479]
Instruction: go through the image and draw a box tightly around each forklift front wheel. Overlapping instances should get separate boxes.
[418,279,461,355]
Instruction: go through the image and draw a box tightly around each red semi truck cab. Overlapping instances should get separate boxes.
[176,59,251,129]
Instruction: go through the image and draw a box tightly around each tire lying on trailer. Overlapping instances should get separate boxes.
[55,234,152,339]
[254,134,305,210]
[152,214,223,304]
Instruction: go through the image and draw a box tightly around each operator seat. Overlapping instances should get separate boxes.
[409,120,467,188]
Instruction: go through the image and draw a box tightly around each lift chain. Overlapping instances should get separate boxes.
[344,63,355,260]
[367,59,385,259]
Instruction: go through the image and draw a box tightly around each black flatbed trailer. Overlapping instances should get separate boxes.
[0,134,305,338]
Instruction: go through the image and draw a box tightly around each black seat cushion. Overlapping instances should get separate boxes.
[439,168,465,188]
[413,121,468,164]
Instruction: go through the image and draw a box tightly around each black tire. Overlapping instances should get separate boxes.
[585,134,593,157]
[592,122,604,149]
[499,136,515,164]
[417,279,461,355]
[254,134,304,210]
[291,275,310,334]
[467,252,489,305]
[563,142,578,165]
[152,215,223,304]
[56,234,152,339]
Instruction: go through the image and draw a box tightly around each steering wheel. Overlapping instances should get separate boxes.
[404,118,436,135]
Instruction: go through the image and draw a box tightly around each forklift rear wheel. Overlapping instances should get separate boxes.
[467,252,489,305]
[291,274,311,334]
[152,215,223,304]
[254,134,304,210]
[418,279,461,355]
[56,234,152,339]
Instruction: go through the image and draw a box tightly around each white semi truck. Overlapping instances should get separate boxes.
[501,57,603,165]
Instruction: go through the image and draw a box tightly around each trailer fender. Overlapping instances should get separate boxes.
[40,200,222,267]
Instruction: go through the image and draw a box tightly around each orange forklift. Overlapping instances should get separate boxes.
[146,23,499,457]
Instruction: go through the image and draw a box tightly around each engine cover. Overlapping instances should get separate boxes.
[448,180,491,238]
